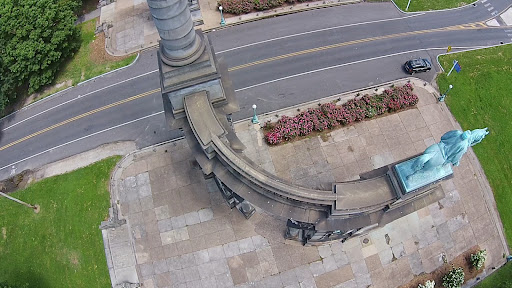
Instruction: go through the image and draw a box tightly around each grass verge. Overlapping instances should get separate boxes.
[437,44,512,285]
[476,263,512,287]
[392,0,476,12]
[0,156,120,287]
[37,19,136,102]
[55,19,136,86]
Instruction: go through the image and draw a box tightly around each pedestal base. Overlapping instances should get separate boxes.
[394,157,453,194]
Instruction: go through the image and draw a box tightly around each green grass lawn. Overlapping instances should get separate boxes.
[392,0,476,11]
[476,263,512,288]
[55,19,136,87]
[0,156,120,287]
[437,44,512,286]
[39,19,136,101]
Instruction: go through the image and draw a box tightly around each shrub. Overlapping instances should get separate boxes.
[442,266,465,288]
[218,0,253,14]
[263,84,418,145]
[254,0,285,10]
[418,280,435,288]
[470,249,487,270]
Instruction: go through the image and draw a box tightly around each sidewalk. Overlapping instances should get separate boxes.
[99,0,361,56]
[103,78,508,288]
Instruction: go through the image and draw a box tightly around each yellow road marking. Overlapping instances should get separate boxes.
[1,22,489,151]
[0,88,160,151]
[228,22,485,71]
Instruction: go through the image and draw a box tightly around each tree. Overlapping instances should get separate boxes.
[0,0,81,110]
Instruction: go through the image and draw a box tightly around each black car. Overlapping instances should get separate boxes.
[404,58,432,74]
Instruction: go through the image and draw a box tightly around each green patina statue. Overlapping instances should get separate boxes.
[409,128,489,176]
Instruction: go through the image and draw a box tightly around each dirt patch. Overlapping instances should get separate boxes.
[0,170,33,194]
[68,250,81,267]
[1,227,6,240]
[400,246,483,288]
[90,31,133,64]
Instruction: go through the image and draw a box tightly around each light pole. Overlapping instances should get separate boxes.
[251,104,259,124]
[0,192,40,213]
[219,6,226,26]
[438,84,453,102]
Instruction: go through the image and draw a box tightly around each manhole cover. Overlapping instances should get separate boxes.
[362,238,369,244]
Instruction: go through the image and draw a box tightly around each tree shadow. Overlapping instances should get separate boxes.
[1,270,49,288]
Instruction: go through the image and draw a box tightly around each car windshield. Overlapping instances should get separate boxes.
[410,59,424,68]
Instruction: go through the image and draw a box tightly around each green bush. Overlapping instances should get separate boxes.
[442,266,465,288]
[470,249,487,270]
[418,280,435,288]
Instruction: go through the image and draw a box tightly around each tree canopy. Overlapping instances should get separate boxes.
[0,0,81,110]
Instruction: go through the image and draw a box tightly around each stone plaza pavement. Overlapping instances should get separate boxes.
[104,79,508,288]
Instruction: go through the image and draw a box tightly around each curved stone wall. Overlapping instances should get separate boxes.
[181,85,445,240]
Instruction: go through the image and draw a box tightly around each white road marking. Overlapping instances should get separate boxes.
[216,13,425,54]
[481,0,487,3]
[234,46,491,92]
[1,70,159,131]
[484,3,490,7]
[488,7,494,11]
[0,111,163,172]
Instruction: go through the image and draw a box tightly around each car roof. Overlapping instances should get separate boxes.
[410,59,426,68]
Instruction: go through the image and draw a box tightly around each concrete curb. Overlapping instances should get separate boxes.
[30,141,137,182]
[103,137,184,287]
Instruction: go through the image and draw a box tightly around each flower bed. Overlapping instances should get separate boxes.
[399,245,484,288]
[263,84,418,145]
[218,0,254,14]
[218,0,315,14]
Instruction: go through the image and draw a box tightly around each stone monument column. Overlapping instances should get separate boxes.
[147,0,205,66]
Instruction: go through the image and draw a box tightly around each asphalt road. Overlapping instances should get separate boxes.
[0,1,511,180]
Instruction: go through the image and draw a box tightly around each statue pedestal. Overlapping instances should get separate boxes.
[393,157,453,194]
